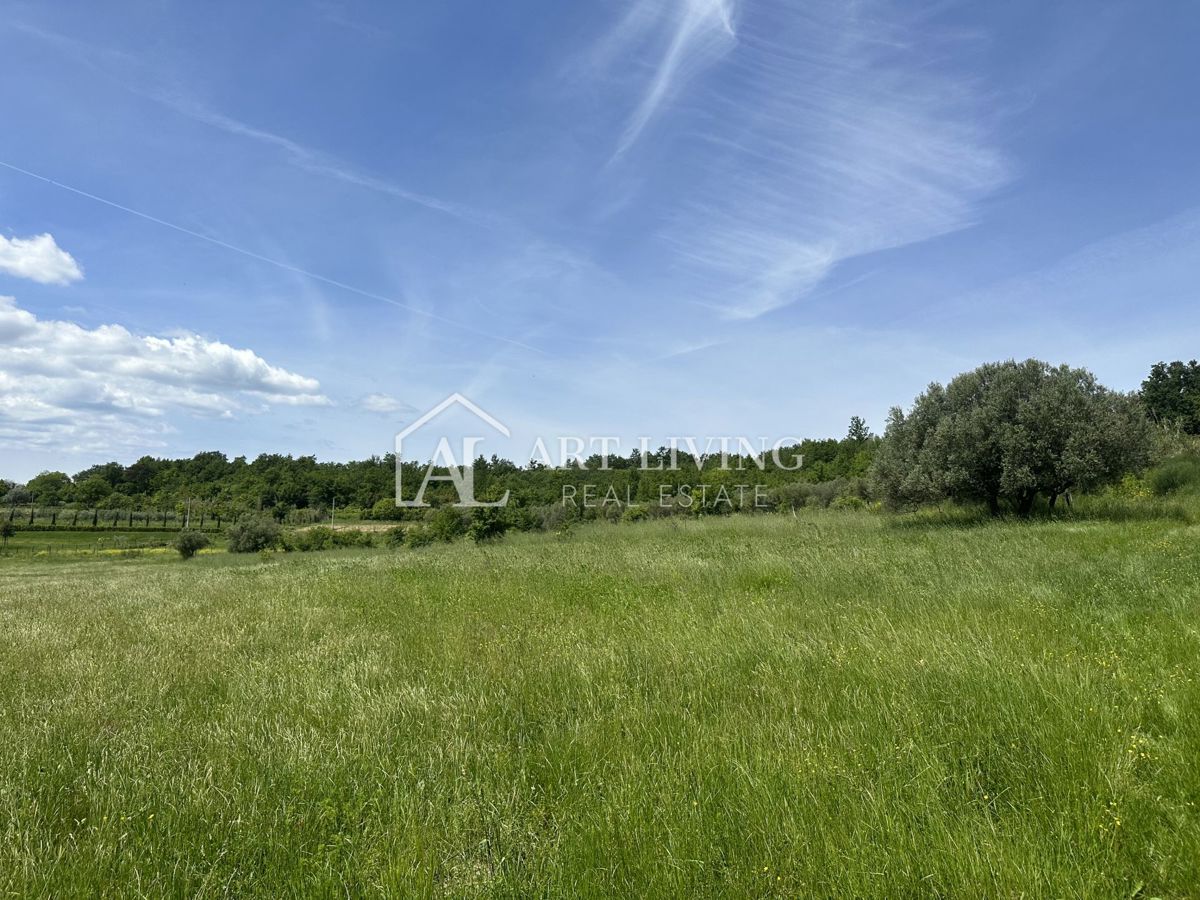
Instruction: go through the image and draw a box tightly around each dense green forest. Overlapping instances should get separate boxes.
[1,422,879,523]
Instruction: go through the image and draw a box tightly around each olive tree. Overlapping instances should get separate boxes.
[172,530,210,560]
[871,359,1152,515]
[226,517,281,553]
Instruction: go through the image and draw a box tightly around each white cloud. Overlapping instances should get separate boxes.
[360,393,414,415]
[0,233,84,285]
[0,296,328,450]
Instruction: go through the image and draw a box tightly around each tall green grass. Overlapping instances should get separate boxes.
[0,528,222,557]
[1148,454,1200,497]
[1,513,1198,896]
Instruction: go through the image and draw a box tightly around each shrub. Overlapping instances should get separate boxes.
[806,480,846,508]
[533,503,573,532]
[466,508,509,543]
[284,526,332,552]
[768,480,851,511]
[428,507,467,542]
[404,525,435,548]
[600,502,625,523]
[332,529,374,548]
[172,530,210,559]
[501,505,540,532]
[831,495,867,511]
[1108,472,1150,500]
[283,526,375,552]
[227,517,282,553]
[384,526,407,548]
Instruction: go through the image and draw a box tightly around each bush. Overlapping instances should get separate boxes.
[172,530,210,559]
[533,503,574,532]
[428,507,467,542]
[384,526,407,548]
[466,508,509,543]
[282,526,376,552]
[1148,455,1200,496]
[405,525,435,548]
[501,504,541,532]
[366,499,416,521]
[831,495,867,511]
[1107,472,1150,500]
[768,480,853,511]
[332,529,374,548]
[282,526,331,552]
[227,517,282,553]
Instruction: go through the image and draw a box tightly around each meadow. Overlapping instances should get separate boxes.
[1,511,1198,897]
[0,529,219,557]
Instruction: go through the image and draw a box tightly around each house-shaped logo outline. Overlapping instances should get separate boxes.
[394,392,510,507]
[394,392,510,448]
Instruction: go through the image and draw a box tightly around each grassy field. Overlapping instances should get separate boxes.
[0,528,224,557]
[1,512,1198,897]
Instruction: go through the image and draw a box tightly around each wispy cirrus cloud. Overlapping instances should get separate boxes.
[152,95,495,225]
[594,0,737,156]
[588,0,1010,319]
[7,20,486,225]
[0,233,83,285]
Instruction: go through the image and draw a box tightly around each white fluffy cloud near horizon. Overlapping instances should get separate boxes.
[0,296,328,452]
[0,232,84,285]
[360,393,414,415]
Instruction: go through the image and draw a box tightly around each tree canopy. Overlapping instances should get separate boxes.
[1141,360,1200,434]
[2,426,880,520]
[871,359,1152,515]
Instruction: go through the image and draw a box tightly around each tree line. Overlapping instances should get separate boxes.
[4,358,1197,524]
[1,426,880,523]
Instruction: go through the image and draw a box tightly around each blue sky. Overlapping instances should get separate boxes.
[2,0,1199,479]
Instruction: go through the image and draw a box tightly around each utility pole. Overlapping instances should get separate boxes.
[331,497,336,524]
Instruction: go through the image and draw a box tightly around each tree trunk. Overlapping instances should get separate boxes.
[1017,489,1037,517]
[987,494,1001,516]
